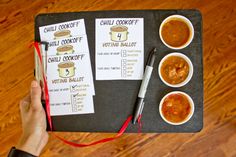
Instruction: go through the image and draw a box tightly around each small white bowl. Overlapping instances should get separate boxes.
[158,52,193,88]
[159,15,194,50]
[159,91,194,125]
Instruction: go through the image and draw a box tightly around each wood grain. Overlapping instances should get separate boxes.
[0,0,235,156]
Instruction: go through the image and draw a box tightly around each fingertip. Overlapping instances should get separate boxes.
[30,81,42,111]
[31,80,41,95]
[31,80,39,88]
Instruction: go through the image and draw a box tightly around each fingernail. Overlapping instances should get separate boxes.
[21,100,29,106]
[31,81,38,87]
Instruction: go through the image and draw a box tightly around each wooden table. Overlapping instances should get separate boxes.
[0,0,235,156]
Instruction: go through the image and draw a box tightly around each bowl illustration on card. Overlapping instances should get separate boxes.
[110,25,129,42]
[57,61,75,78]
[54,30,71,39]
[56,45,74,55]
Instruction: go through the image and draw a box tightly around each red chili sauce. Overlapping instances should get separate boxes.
[162,93,191,123]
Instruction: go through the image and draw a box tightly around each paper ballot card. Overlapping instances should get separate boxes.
[44,53,94,116]
[95,18,144,80]
[38,19,95,116]
[39,19,86,41]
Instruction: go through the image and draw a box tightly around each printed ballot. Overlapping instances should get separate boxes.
[95,18,144,80]
[37,19,95,116]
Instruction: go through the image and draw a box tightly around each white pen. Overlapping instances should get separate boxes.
[132,48,157,124]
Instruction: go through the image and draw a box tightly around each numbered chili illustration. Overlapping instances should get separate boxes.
[110,25,129,42]
[57,61,76,78]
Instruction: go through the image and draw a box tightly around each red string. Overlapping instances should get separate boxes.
[33,42,52,131]
[137,114,142,133]
[53,116,133,147]
[32,42,139,147]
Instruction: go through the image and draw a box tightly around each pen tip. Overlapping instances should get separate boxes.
[153,48,157,55]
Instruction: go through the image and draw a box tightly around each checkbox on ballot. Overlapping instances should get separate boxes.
[71,85,78,92]
[121,50,127,57]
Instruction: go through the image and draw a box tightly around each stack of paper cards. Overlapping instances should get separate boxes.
[95,18,144,80]
[39,19,95,116]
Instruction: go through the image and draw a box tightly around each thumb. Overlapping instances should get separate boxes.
[30,80,42,111]
[19,95,30,115]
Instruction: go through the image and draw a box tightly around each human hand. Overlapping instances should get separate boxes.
[16,80,49,156]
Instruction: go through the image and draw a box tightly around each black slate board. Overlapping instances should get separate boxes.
[35,10,203,133]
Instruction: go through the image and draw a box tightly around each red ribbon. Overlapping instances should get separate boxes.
[32,42,142,147]
[53,115,133,147]
[32,42,53,131]
[137,114,142,133]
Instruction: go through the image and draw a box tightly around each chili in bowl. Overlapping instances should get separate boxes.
[159,91,194,125]
[159,15,194,50]
[158,52,193,88]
